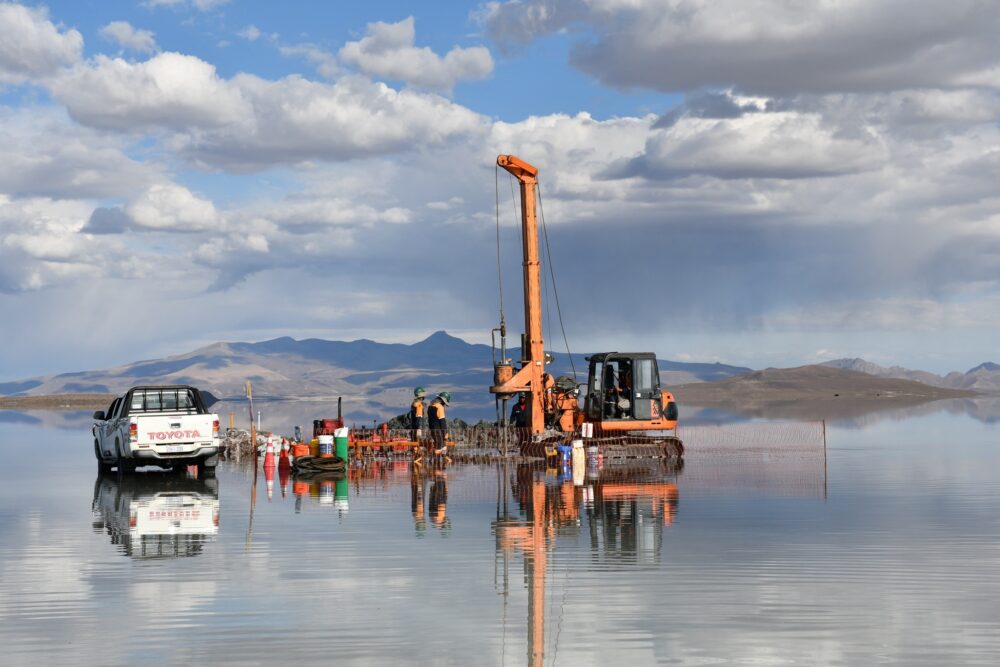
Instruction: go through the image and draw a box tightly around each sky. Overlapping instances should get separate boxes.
[1,0,999,381]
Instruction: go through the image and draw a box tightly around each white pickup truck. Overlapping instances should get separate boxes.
[93,385,220,475]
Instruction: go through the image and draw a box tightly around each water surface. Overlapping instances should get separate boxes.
[0,408,997,665]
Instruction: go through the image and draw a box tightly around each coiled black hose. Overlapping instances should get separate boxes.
[291,455,347,475]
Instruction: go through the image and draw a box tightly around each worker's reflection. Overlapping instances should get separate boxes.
[411,462,449,534]
[429,468,449,531]
[410,463,427,535]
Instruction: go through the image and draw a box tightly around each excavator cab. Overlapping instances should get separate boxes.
[584,353,677,425]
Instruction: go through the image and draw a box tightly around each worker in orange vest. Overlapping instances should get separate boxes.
[410,387,427,440]
[428,391,451,457]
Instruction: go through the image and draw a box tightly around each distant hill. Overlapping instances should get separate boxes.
[672,365,976,421]
[0,331,749,421]
[821,358,1000,393]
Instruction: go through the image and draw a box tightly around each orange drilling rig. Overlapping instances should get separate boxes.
[489,154,683,459]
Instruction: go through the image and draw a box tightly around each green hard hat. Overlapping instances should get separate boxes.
[414,387,426,398]
[438,391,451,404]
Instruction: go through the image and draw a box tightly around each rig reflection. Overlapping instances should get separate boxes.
[494,460,683,667]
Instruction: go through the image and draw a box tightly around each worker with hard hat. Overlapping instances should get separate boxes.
[428,391,451,456]
[510,392,528,428]
[410,387,427,441]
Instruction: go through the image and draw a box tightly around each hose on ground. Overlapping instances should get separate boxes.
[291,455,347,476]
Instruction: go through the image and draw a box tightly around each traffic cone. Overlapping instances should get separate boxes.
[263,436,276,470]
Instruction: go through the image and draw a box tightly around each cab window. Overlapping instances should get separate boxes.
[635,358,656,396]
[591,361,603,394]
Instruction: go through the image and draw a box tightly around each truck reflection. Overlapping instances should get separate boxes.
[91,472,220,559]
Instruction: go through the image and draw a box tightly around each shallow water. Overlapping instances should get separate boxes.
[0,408,997,665]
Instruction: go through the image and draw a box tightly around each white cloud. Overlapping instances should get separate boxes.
[619,109,888,180]
[490,111,653,205]
[0,3,82,84]
[0,195,135,292]
[427,197,464,211]
[51,52,251,131]
[50,51,485,169]
[0,107,160,198]
[238,25,261,41]
[339,17,493,93]
[100,21,158,54]
[481,0,1000,95]
[193,0,230,9]
[170,73,486,170]
[249,197,413,228]
[279,43,339,80]
[124,183,220,231]
[145,0,230,11]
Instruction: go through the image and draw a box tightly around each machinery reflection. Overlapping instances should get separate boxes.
[493,460,682,666]
[286,457,451,520]
[91,471,219,559]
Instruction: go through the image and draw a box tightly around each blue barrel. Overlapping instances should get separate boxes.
[318,435,334,458]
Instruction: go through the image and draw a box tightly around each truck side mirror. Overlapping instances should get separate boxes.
[93,410,105,420]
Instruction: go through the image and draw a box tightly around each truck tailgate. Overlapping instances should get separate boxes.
[136,414,216,447]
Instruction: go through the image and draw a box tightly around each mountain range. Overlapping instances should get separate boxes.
[0,331,750,421]
[821,358,1000,393]
[672,364,975,422]
[1,332,995,423]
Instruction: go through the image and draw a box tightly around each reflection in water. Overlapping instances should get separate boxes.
[91,472,219,559]
[494,461,682,667]
[411,464,450,533]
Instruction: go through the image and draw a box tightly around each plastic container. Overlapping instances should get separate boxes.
[309,439,320,457]
[318,434,334,458]
[571,440,585,486]
[334,427,349,461]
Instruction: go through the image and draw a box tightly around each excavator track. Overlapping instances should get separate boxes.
[519,434,683,461]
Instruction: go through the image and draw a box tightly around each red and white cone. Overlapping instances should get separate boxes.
[263,436,276,470]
